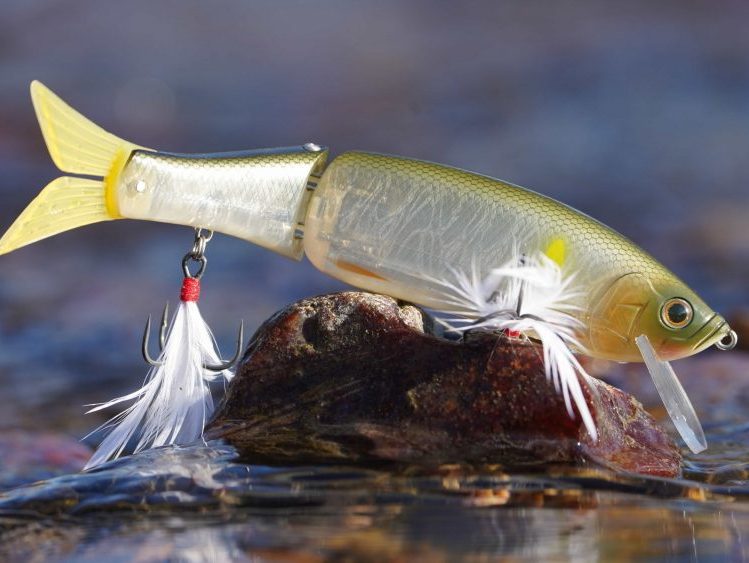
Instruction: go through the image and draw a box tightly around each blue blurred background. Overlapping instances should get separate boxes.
[0,0,747,436]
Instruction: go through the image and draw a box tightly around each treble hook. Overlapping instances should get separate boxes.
[141,303,245,371]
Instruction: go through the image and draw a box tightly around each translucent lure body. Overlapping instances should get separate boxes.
[119,148,327,259]
[1,83,731,364]
[116,148,730,362]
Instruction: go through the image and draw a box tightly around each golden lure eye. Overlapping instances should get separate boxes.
[660,298,693,329]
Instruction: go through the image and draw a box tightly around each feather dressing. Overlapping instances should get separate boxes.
[84,301,231,470]
[427,251,598,441]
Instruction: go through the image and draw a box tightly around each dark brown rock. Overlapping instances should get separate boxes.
[207,292,681,477]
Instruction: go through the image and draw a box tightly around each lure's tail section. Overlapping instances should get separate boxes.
[0,177,111,255]
[0,81,145,255]
[30,80,142,176]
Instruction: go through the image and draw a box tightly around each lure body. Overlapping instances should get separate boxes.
[0,82,732,364]
[0,82,737,455]
[113,148,730,362]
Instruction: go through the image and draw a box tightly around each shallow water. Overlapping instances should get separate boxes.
[3,441,749,562]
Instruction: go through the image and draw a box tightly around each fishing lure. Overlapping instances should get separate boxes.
[0,82,738,464]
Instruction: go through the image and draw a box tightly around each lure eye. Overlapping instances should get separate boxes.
[660,298,693,329]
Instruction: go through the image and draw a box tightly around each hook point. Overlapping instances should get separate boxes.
[204,320,245,372]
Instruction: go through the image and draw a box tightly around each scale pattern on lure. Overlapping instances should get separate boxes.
[0,82,738,464]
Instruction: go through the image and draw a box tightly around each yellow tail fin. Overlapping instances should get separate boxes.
[0,82,146,255]
[30,80,143,176]
[0,177,111,255]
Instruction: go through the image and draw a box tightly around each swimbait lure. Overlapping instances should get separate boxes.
[0,82,737,461]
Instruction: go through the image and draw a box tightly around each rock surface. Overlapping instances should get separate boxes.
[208,292,681,477]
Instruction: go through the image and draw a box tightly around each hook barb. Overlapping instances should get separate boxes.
[159,303,169,348]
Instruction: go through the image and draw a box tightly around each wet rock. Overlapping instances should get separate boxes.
[208,292,681,477]
[593,348,749,483]
[0,431,91,490]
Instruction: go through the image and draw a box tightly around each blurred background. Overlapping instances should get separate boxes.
[0,0,747,437]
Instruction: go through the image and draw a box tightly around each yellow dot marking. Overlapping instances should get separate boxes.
[545,238,566,266]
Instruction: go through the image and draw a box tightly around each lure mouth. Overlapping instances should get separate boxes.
[690,315,734,355]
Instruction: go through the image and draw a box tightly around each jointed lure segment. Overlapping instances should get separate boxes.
[0,82,737,464]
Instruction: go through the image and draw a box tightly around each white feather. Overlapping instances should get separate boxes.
[429,252,598,441]
[84,302,231,470]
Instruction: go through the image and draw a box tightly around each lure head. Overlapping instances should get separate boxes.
[587,272,735,362]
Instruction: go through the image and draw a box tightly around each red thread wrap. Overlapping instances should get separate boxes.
[180,277,201,302]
